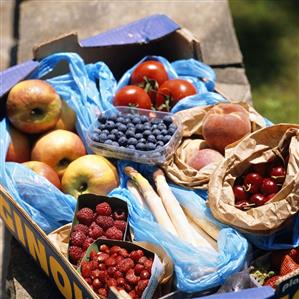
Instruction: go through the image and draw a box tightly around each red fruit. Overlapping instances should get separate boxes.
[98,263,106,271]
[244,173,263,193]
[135,279,149,295]
[117,277,126,287]
[110,245,122,254]
[90,260,99,270]
[69,246,83,263]
[125,283,132,292]
[89,250,97,260]
[289,248,299,263]
[70,231,87,247]
[280,255,299,275]
[105,227,123,240]
[250,163,267,177]
[113,210,127,221]
[96,215,114,230]
[73,224,89,235]
[107,266,117,276]
[138,256,148,265]
[98,288,108,297]
[129,290,137,299]
[126,269,140,285]
[114,270,124,279]
[264,275,280,288]
[92,278,102,289]
[250,193,268,207]
[81,261,92,278]
[114,220,127,232]
[130,250,144,262]
[118,248,129,257]
[77,208,94,226]
[85,277,92,285]
[96,202,112,216]
[117,258,135,273]
[134,264,144,275]
[98,270,107,283]
[97,252,110,263]
[140,270,150,279]
[261,178,278,195]
[82,237,94,251]
[265,193,276,202]
[270,166,286,185]
[91,269,101,279]
[100,244,110,254]
[105,257,117,267]
[115,256,124,264]
[107,278,117,287]
[88,224,104,239]
[233,185,249,203]
[144,259,153,270]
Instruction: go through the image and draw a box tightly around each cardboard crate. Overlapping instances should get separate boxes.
[0,14,294,299]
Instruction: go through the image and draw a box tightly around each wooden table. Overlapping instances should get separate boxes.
[0,1,251,298]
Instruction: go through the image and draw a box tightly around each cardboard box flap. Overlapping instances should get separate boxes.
[0,60,39,97]
[80,14,180,47]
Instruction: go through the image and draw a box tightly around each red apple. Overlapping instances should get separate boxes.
[31,129,86,178]
[23,161,61,189]
[61,155,119,199]
[186,148,224,171]
[54,100,76,131]
[6,79,62,134]
[6,127,31,163]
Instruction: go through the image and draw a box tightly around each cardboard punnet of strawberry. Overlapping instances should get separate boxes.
[207,124,299,234]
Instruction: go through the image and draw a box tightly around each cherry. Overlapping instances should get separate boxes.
[250,193,267,206]
[261,178,278,195]
[244,173,263,193]
[265,193,276,202]
[270,166,286,185]
[233,185,249,202]
[250,163,267,177]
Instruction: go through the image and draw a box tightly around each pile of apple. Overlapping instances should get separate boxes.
[113,60,197,111]
[6,79,118,198]
[184,103,252,172]
[233,155,287,209]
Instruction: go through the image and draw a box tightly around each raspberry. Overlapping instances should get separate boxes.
[113,209,126,220]
[70,231,86,247]
[77,208,94,226]
[96,202,112,216]
[117,258,134,273]
[114,220,127,232]
[88,224,103,239]
[105,227,123,240]
[73,224,89,235]
[96,215,114,230]
[125,269,140,285]
[69,246,83,263]
[82,237,94,251]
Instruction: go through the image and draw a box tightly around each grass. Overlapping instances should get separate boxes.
[229,0,299,124]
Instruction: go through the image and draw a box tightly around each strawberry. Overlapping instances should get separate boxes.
[288,248,299,263]
[264,275,280,288]
[96,202,112,216]
[280,255,299,276]
[81,261,92,278]
[77,208,94,226]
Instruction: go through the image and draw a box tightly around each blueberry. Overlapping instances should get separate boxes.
[163,115,173,126]
[143,124,151,131]
[157,123,167,131]
[126,130,135,138]
[127,144,136,150]
[117,116,125,123]
[140,115,149,123]
[169,123,177,130]
[156,135,164,141]
[106,120,115,130]
[136,143,145,151]
[94,128,101,134]
[139,138,146,144]
[117,123,127,132]
[123,117,131,124]
[147,135,156,143]
[135,133,143,140]
[143,130,152,138]
[163,135,172,144]
[126,113,134,119]
[112,141,119,147]
[102,129,110,135]
[151,118,161,125]
[135,123,144,133]
[97,115,106,123]
[104,140,113,145]
[152,129,161,136]
[98,123,106,130]
[127,123,135,129]
[161,129,168,136]
[168,127,177,135]
[156,140,164,147]
[132,116,141,125]
[99,133,108,143]
[91,133,100,142]
[116,131,125,138]
[127,137,138,145]
[119,136,127,146]
[107,134,116,141]
[111,128,118,135]
[151,124,158,130]
[147,143,156,151]
[109,114,118,122]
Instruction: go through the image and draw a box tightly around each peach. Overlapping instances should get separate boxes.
[186,148,224,171]
[202,103,251,153]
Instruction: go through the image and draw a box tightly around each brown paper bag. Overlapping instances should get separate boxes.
[208,124,299,234]
[163,103,267,189]
[48,223,72,257]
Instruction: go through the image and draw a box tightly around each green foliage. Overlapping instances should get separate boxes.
[230,0,299,123]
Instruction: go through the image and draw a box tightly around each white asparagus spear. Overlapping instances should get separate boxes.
[153,168,199,247]
[124,167,178,236]
[127,180,145,208]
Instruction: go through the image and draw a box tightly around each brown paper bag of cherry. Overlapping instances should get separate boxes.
[233,154,288,210]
